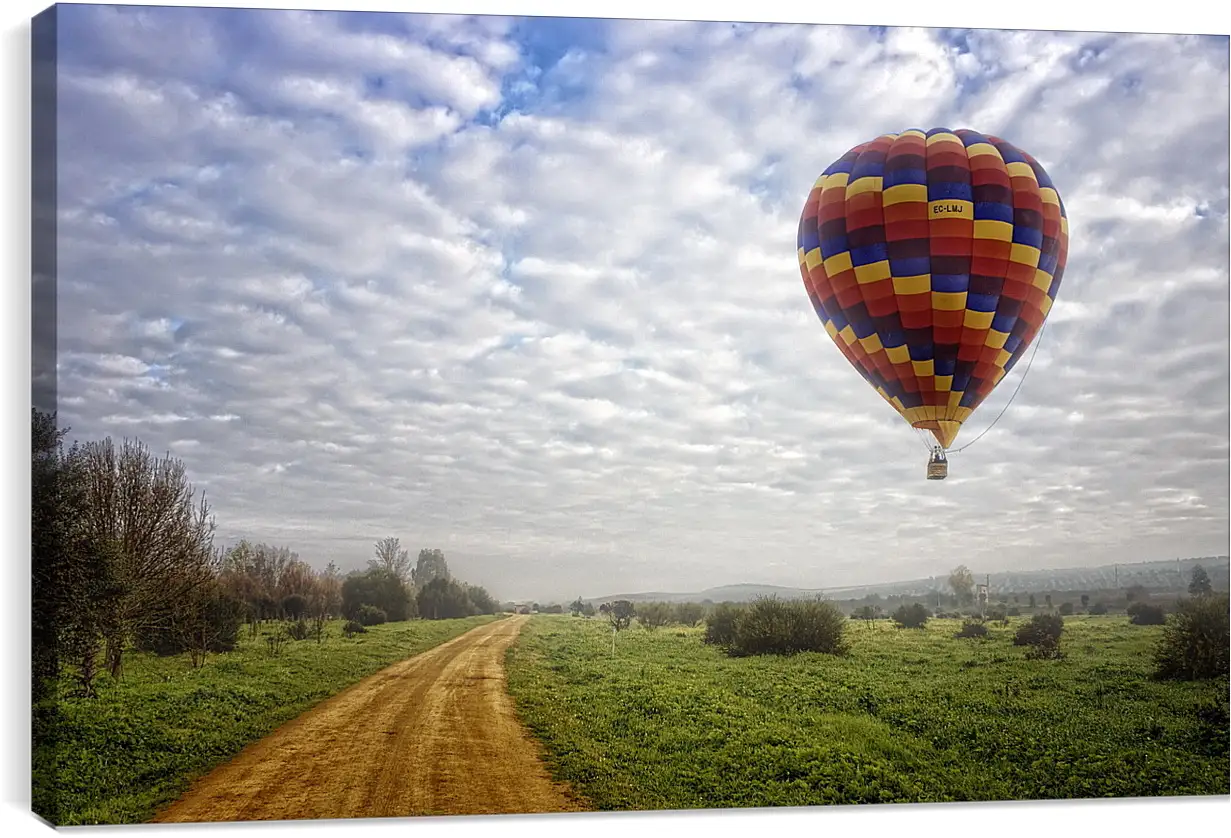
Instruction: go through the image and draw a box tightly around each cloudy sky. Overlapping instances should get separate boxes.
[50,3,1229,602]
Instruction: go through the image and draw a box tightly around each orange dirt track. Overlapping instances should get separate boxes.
[151,615,586,823]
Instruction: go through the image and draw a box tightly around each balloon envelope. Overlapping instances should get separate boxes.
[797,128,1069,449]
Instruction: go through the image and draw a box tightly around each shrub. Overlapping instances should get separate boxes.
[1128,602,1166,626]
[134,586,245,657]
[1088,601,1109,615]
[1007,607,1022,617]
[636,602,674,630]
[1152,593,1229,681]
[674,602,705,626]
[286,618,310,641]
[356,604,388,626]
[1014,613,1064,659]
[264,630,290,657]
[342,620,366,638]
[342,567,415,621]
[987,608,1007,623]
[955,620,989,639]
[892,603,930,629]
[726,596,849,657]
[1058,602,1074,616]
[281,594,308,621]
[703,602,742,647]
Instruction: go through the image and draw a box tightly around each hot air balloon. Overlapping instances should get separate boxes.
[796,128,1069,480]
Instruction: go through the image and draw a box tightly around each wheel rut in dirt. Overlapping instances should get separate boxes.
[152,614,584,823]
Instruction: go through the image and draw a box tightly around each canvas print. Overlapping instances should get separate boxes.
[30,2,1230,828]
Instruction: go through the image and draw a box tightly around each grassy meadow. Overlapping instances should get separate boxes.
[34,614,500,825]
[505,614,1229,810]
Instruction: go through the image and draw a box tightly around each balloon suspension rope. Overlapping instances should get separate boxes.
[947,317,1050,456]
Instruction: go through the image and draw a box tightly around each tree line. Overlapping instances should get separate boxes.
[31,409,500,715]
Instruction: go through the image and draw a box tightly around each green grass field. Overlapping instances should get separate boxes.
[33,614,499,826]
[505,615,1229,810]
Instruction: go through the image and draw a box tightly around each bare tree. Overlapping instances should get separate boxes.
[72,437,219,679]
[371,537,412,584]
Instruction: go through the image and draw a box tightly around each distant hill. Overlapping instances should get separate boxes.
[587,556,1231,605]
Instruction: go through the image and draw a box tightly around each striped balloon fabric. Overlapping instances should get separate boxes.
[797,128,1069,451]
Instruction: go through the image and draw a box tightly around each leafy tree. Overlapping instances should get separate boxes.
[281,593,308,621]
[1188,564,1213,597]
[569,597,586,616]
[1044,594,1053,610]
[1126,584,1147,603]
[1058,602,1074,616]
[371,537,412,584]
[607,600,635,631]
[1028,593,1037,608]
[465,584,499,615]
[1080,594,1090,608]
[417,576,477,620]
[949,565,975,606]
[341,566,415,622]
[892,603,930,629]
[411,548,450,588]
[1153,593,1229,681]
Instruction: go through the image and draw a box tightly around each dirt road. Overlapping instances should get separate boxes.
[152,615,584,823]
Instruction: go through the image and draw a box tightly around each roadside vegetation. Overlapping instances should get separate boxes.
[506,596,1228,810]
[32,409,503,825]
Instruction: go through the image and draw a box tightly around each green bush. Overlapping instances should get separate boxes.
[1058,602,1074,616]
[286,618,310,641]
[1007,606,1022,617]
[1152,593,1230,681]
[1128,602,1166,626]
[1088,602,1109,615]
[636,602,674,630]
[955,620,989,639]
[703,602,742,647]
[725,596,849,657]
[892,603,930,629]
[1014,613,1064,659]
[674,602,705,626]
[342,567,414,621]
[342,619,366,638]
[281,593,308,621]
[357,604,388,626]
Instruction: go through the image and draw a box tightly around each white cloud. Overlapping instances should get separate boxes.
[53,8,1229,601]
